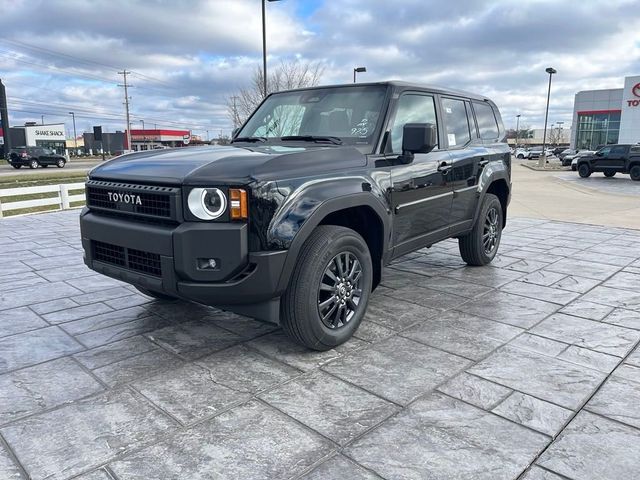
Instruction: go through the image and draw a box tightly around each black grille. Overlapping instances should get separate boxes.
[92,241,162,277]
[86,180,178,221]
[93,241,126,267]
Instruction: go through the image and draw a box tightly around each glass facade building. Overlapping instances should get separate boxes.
[575,110,621,150]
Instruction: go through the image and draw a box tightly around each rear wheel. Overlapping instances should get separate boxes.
[134,286,177,301]
[281,225,372,351]
[604,170,616,178]
[56,159,66,168]
[458,193,503,266]
[517,154,524,159]
[578,163,591,178]
[29,159,39,169]
[630,165,640,181]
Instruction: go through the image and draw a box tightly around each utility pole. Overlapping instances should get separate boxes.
[515,114,521,151]
[231,95,239,129]
[41,115,44,125]
[540,67,557,167]
[118,70,132,151]
[68,112,77,155]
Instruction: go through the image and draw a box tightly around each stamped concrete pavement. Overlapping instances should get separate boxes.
[0,210,640,479]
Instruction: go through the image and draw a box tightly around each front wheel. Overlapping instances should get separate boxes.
[56,159,66,168]
[630,165,640,181]
[604,170,616,178]
[458,193,503,266]
[517,154,524,159]
[281,225,372,351]
[578,163,591,178]
[29,159,39,169]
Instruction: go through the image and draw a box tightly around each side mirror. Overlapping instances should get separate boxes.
[400,123,437,163]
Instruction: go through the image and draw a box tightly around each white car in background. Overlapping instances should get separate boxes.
[571,150,596,171]
[514,148,531,159]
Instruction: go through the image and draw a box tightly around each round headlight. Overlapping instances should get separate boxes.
[188,188,227,220]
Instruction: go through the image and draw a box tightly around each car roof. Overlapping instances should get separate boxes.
[273,81,491,102]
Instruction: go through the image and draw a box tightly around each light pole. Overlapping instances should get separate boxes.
[557,121,564,145]
[540,67,557,167]
[41,115,44,125]
[68,112,77,155]
[262,0,282,98]
[353,66,366,83]
[515,114,521,151]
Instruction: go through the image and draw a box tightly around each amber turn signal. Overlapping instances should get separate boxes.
[229,188,248,220]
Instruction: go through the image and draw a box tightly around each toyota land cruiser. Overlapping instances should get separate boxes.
[80,82,511,350]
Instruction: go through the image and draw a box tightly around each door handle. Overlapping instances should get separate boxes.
[437,161,451,174]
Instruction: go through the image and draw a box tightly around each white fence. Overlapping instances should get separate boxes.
[0,183,85,218]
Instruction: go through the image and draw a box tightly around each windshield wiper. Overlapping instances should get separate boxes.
[231,136,267,143]
[280,135,343,145]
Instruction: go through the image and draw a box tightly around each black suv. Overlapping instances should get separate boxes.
[576,144,640,180]
[80,82,511,350]
[9,147,67,169]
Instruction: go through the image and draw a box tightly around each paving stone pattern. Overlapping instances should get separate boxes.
[0,210,639,479]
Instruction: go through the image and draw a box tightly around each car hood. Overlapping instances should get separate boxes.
[89,144,367,185]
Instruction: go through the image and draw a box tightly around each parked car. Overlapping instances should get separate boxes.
[576,144,640,180]
[559,149,578,165]
[570,151,596,171]
[8,147,67,169]
[515,148,531,159]
[551,147,565,156]
[79,81,511,350]
[528,148,543,159]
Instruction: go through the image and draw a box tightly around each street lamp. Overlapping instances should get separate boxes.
[353,66,367,83]
[540,67,557,167]
[68,112,77,155]
[262,0,282,98]
[515,114,521,150]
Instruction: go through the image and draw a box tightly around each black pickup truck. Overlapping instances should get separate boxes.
[80,81,511,350]
[576,144,640,180]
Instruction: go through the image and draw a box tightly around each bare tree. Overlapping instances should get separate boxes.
[227,59,324,129]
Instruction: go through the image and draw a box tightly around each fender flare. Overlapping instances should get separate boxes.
[274,191,391,293]
[471,167,511,227]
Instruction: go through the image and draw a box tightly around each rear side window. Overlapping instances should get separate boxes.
[611,145,627,154]
[473,102,499,140]
[442,98,471,147]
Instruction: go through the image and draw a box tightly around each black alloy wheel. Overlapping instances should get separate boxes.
[317,251,364,329]
[483,206,500,255]
[578,163,591,178]
[281,225,372,351]
[459,193,503,266]
[630,165,640,181]
[29,159,39,169]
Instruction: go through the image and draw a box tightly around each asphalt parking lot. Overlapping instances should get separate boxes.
[1,209,639,480]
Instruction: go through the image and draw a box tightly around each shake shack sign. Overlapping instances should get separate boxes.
[35,129,64,137]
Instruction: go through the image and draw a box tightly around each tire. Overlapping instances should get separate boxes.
[458,193,503,266]
[11,164,21,169]
[517,154,524,159]
[56,159,66,168]
[134,286,177,301]
[281,225,373,351]
[604,170,616,178]
[630,165,640,181]
[578,163,591,178]
[29,159,39,169]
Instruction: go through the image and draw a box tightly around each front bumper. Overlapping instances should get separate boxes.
[79,209,287,321]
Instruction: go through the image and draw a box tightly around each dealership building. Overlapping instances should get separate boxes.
[571,74,640,150]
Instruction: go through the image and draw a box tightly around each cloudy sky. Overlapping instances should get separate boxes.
[1,0,639,139]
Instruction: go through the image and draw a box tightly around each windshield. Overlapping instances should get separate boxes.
[236,85,387,147]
